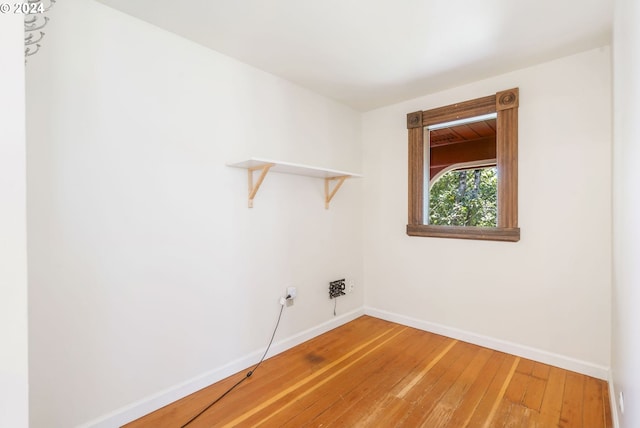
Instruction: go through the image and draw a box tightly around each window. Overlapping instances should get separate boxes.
[406,88,520,242]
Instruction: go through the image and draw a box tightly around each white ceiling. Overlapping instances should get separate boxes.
[96,0,612,111]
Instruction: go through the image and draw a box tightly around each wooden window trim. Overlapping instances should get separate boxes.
[406,88,520,242]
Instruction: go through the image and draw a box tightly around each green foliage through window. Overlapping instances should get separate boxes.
[428,167,497,227]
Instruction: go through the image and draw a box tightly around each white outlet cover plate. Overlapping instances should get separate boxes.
[287,287,297,299]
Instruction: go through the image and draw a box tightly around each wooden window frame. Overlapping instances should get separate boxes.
[406,88,520,242]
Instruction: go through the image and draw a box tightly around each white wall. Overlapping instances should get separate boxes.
[363,48,612,373]
[0,13,29,428]
[26,1,363,427]
[611,0,640,425]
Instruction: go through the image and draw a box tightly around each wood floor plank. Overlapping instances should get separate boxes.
[205,321,398,427]
[532,362,551,380]
[522,407,542,428]
[269,327,431,427]
[220,326,407,427]
[522,374,546,412]
[505,371,528,403]
[539,365,567,427]
[447,351,506,427]
[419,348,493,427]
[489,398,514,428]
[396,339,459,398]
[503,402,528,428]
[603,381,613,428]
[482,356,520,428]
[298,330,449,427]
[464,354,519,427]
[247,335,406,427]
[559,371,585,428]
[583,376,606,428]
[506,404,542,428]
[391,342,472,426]
[123,316,612,428]
[333,337,461,427]
[517,358,536,376]
[397,342,480,427]
[327,339,457,426]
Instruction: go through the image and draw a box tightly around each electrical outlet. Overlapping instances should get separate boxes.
[286,287,296,306]
[348,279,355,293]
[287,287,297,299]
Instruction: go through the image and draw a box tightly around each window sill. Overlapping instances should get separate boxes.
[406,224,520,242]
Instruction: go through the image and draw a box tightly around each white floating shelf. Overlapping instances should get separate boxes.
[227,158,362,179]
[227,157,362,209]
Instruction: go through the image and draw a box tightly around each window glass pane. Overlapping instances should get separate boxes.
[428,167,497,227]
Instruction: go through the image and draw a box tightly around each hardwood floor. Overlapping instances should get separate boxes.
[124,316,612,428]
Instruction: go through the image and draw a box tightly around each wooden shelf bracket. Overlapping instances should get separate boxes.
[248,163,274,208]
[325,176,348,209]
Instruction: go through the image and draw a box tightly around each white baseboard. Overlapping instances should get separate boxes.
[364,306,610,381]
[608,371,620,428]
[77,307,365,428]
